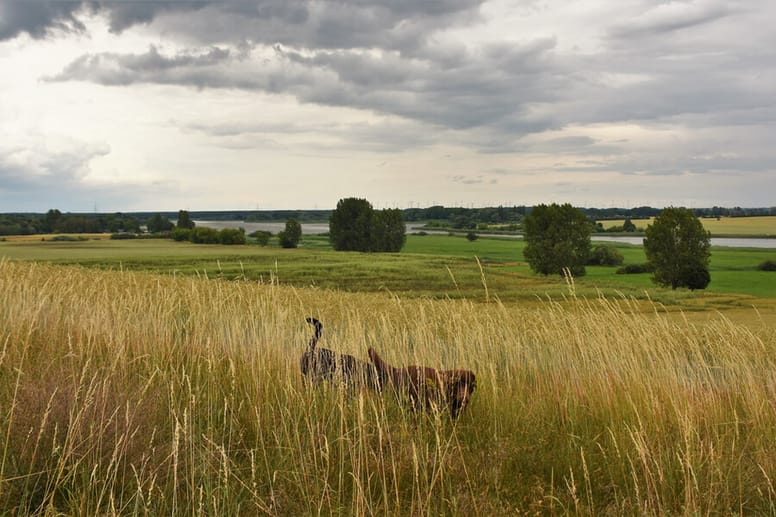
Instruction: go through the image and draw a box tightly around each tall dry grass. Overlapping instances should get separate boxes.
[1,259,776,515]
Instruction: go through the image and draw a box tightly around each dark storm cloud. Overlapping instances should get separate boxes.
[50,34,562,135]
[0,1,87,39]
[0,0,482,49]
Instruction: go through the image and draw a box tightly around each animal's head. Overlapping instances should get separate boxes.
[448,370,476,419]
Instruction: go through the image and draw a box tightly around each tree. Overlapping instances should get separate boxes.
[643,207,711,290]
[177,210,195,229]
[146,213,174,233]
[41,209,62,233]
[371,209,406,252]
[523,203,591,276]
[279,218,302,248]
[329,198,374,252]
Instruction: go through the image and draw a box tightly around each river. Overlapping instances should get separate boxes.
[194,221,776,249]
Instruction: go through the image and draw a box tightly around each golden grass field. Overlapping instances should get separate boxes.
[600,215,776,236]
[2,259,776,515]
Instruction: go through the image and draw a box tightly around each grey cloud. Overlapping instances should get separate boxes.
[51,36,563,134]
[608,1,732,39]
[0,1,87,40]
[181,118,440,153]
[49,45,233,86]
[1,0,482,50]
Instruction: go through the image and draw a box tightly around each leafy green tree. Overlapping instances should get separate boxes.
[329,198,374,252]
[523,203,591,276]
[177,210,195,229]
[371,209,406,252]
[643,207,711,289]
[279,219,302,248]
[622,218,637,232]
[146,213,174,233]
[41,209,62,233]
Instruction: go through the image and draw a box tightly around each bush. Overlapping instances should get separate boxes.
[218,228,246,245]
[683,263,711,290]
[466,232,478,242]
[110,233,138,240]
[250,230,272,246]
[616,263,655,275]
[49,235,89,242]
[587,245,624,266]
[757,260,776,271]
[170,228,191,242]
[190,227,220,244]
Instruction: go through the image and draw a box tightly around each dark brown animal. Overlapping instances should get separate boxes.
[300,318,381,391]
[367,347,475,419]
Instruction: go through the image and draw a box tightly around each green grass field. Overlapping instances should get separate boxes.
[2,233,774,307]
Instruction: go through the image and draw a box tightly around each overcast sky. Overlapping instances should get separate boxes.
[1,0,774,212]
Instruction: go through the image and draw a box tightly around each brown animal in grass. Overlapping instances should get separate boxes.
[367,347,475,419]
[300,318,381,391]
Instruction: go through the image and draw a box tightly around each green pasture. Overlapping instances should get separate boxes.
[1,233,775,309]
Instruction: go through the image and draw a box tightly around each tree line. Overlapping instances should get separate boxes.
[3,204,774,237]
[523,203,712,290]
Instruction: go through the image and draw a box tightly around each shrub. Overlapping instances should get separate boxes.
[110,233,138,240]
[250,230,272,246]
[616,263,655,275]
[170,228,191,242]
[466,232,478,242]
[587,245,624,266]
[218,228,246,245]
[757,260,776,271]
[683,263,711,290]
[49,235,88,242]
[190,227,220,244]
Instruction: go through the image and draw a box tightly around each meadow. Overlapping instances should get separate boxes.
[2,233,776,515]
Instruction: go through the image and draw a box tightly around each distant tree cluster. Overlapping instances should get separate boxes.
[169,211,246,245]
[329,198,406,252]
[172,226,246,245]
[0,209,142,236]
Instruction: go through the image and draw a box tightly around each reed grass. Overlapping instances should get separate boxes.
[1,260,776,515]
